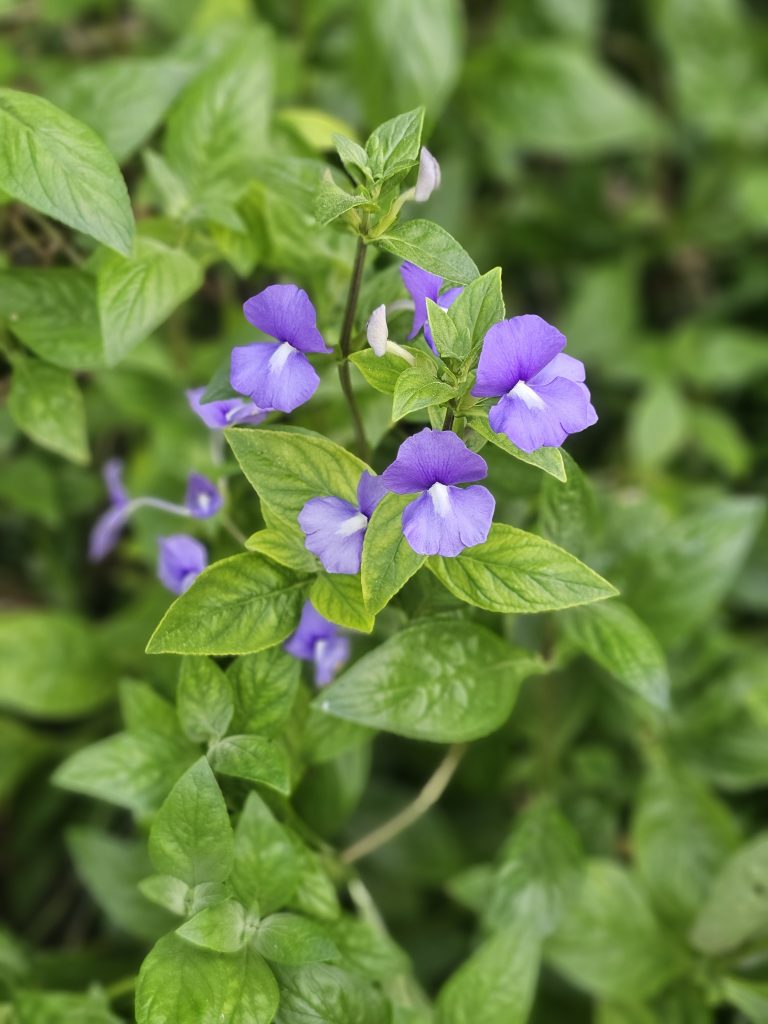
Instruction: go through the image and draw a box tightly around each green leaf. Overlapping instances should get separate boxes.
[690,833,768,955]
[561,601,670,710]
[0,87,133,254]
[0,269,103,370]
[628,381,688,470]
[309,574,374,633]
[210,735,292,796]
[538,451,594,556]
[246,526,319,575]
[147,553,308,656]
[326,915,409,980]
[177,657,234,743]
[437,923,540,1024]
[120,680,180,738]
[428,524,617,614]
[632,765,741,929]
[136,934,279,1024]
[287,840,341,922]
[466,415,567,481]
[548,861,686,1002]
[349,348,412,394]
[164,31,274,202]
[361,492,425,614]
[149,758,233,887]
[139,874,189,917]
[177,899,248,953]
[228,646,301,737]
[333,134,371,184]
[377,220,479,285]
[227,426,370,521]
[426,299,461,359]
[98,236,203,365]
[0,612,110,719]
[392,364,458,420]
[365,107,424,179]
[722,976,768,1023]
[447,267,506,358]
[254,913,338,965]
[273,963,389,1024]
[316,620,542,742]
[13,990,121,1024]
[231,792,299,916]
[482,798,583,937]
[314,178,368,226]
[8,357,88,465]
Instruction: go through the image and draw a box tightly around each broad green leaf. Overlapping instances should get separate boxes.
[361,492,425,614]
[632,765,741,928]
[278,108,356,152]
[246,526,319,574]
[13,990,121,1024]
[231,793,299,916]
[136,934,278,1024]
[8,357,88,465]
[227,647,301,738]
[177,657,234,743]
[0,87,133,254]
[209,734,292,795]
[0,612,110,719]
[377,220,479,284]
[333,134,371,183]
[562,601,670,710]
[392,364,457,420]
[254,913,338,965]
[120,680,180,739]
[326,915,409,980]
[301,708,374,766]
[287,840,341,922]
[349,348,413,394]
[314,179,368,226]
[147,553,308,656]
[426,299,461,359]
[428,524,617,614]
[448,267,505,358]
[538,451,594,556]
[309,574,374,633]
[273,962,389,1024]
[690,833,768,955]
[365,107,424,179]
[467,416,567,481]
[436,923,540,1024]
[226,426,370,521]
[98,236,203,365]
[149,758,233,886]
[0,269,103,369]
[49,56,192,163]
[177,899,248,953]
[139,874,189,917]
[483,798,583,937]
[628,381,688,470]
[722,976,768,1023]
[548,861,687,1002]
[316,620,542,742]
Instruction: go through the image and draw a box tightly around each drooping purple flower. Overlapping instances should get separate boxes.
[471,315,597,453]
[381,428,495,557]
[157,534,208,595]
[186,387,267,429]
[298,471,387,575]
[230,284,331,414]
[184,473,223,518]
[400,262,463,354]
[284,601,350,686]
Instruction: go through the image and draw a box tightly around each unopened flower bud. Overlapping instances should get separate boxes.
[414,147,441,202]
[366,304,389,357]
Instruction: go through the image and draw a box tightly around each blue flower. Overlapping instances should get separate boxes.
[298,471,387,575]
[400,262,463,354]
[284,602,350,686]
[186,387,267,429]
[157,534,208,595]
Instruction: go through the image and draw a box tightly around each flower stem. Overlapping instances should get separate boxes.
[338,237,371,461]
[341,743,467,864]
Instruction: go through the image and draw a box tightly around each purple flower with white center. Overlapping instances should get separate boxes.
[88,462,222,562]
[471,315,598,453]
[400,262,463,354]
[381,428,495,557]
[414,147,441,202]
[230,284,331,414]
[186,387,267,429]
[157,534,208,595]
[284,602,350,687]
[298,471,387,575]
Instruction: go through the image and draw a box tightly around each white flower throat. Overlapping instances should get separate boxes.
[429,482,452,518]
[510,380,545,409]
[336,512,368,537]
[269,341,294,375]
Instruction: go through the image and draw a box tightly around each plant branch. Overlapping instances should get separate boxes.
[337,236,371,461]
[341,743,467,864]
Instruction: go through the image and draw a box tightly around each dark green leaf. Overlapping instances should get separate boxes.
[254,913,338,965]
[177,657,234,744]
[209,734,292,795]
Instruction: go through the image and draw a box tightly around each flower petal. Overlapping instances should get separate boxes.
[184,473,222,519]
[400,262,442,339]
[472,315,566,398]
[88,503,131,562]
[367,304,389,356]
[298,496,367,574]
[242,284,330,354]
[103,458,128,507]
[186,388,266,429]
[402,484,495,557]
[488,377,596,452]
[382,428,489,493]
[528,352,586,387]
[314,634,351,687]
[157,534,208,595]
[231,342,319,414]
[284,601,339,661]
[414,146,441,202]
[357,471,387,519]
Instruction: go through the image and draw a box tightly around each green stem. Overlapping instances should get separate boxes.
[341,743,467,864]
[337,237,371,461]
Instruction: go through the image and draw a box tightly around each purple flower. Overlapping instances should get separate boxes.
[157,534,208,595]
[230,284,331,414]
[298,471,387,575]
[401,262,463,354]
[185,473,222,518]
[284,602,350,686]
[381,428,495,557]
[471,315,597,453]
[186,387,267,429]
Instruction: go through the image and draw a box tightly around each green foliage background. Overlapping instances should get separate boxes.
[1,0,768,1021]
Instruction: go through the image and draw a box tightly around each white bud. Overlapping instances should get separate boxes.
[366,304,389,357]
[414,147,441,202]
